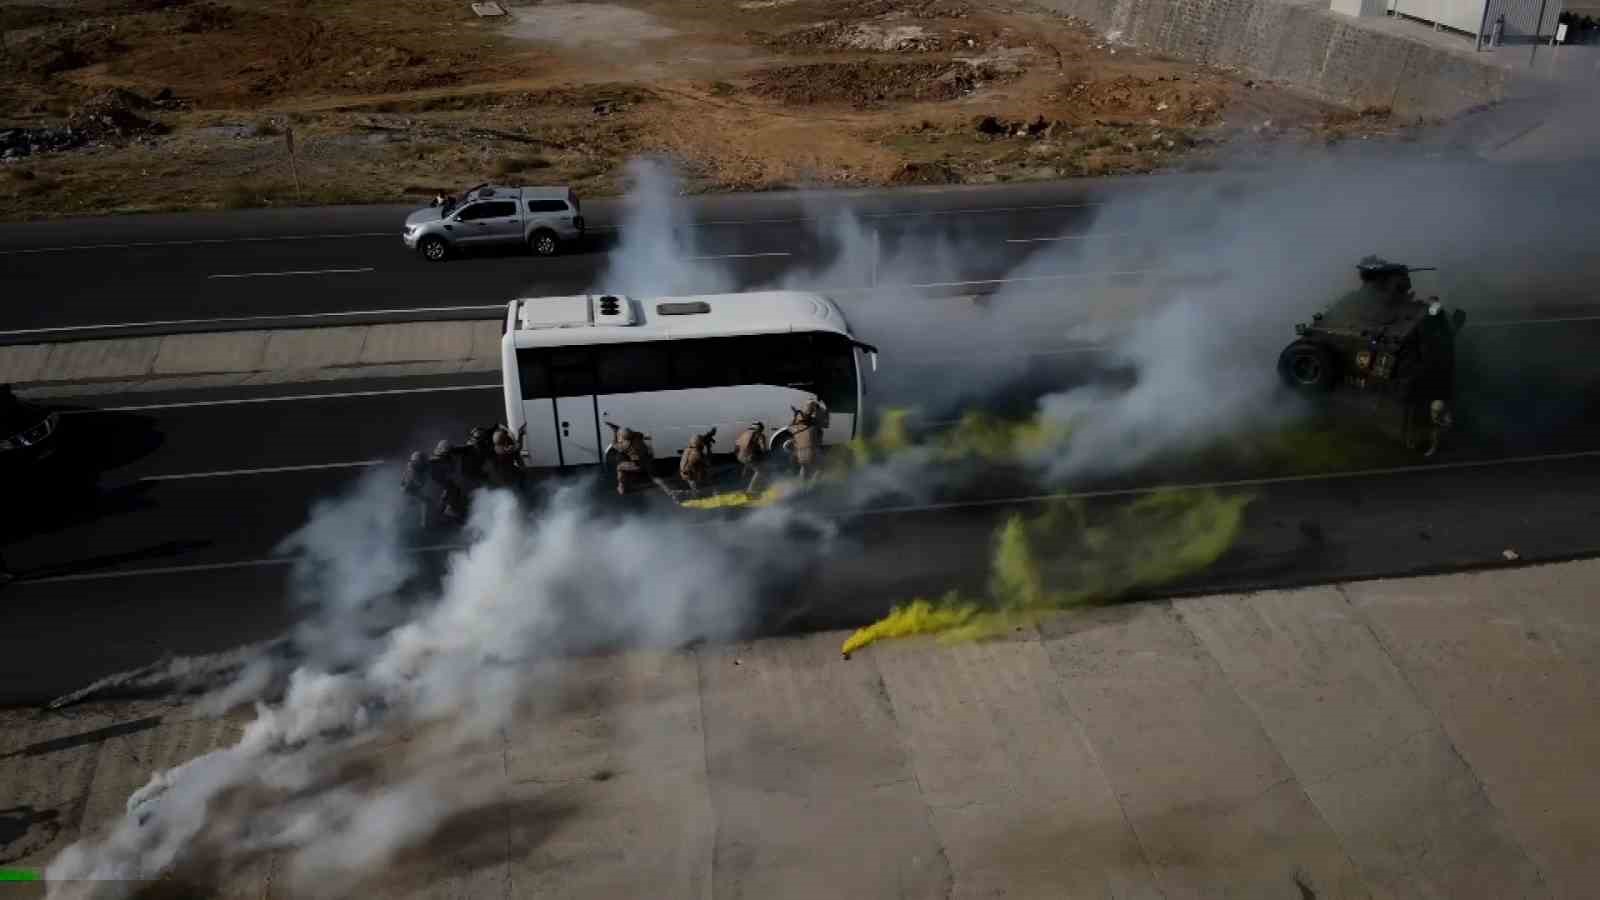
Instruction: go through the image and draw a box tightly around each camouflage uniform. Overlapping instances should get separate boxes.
[488,428,524,490]
[608,424,654,496]
[788,400,828,480]
[679,429,716,495]
[734,422,768,491]
[429,440,469,524]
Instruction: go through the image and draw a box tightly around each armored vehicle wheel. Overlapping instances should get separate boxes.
[1278,341,1336,391]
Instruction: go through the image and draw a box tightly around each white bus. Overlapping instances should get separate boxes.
[501,291,879,470]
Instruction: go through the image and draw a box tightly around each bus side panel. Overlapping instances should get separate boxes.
[521,399,563,468]
[554,395,602,466]
[506,339,564,468]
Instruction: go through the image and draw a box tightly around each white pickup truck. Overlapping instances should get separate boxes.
[403,184,585,261]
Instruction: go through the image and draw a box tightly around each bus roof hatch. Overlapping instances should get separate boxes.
[591,294,640,326]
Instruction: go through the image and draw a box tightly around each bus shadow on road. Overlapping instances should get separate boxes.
[2,405,168,545]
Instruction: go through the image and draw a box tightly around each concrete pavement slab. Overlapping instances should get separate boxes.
[9,562,1600,898]
[358,322,479,366]
[468,321,503,363]
[1037,603,1370,900]
[151,332,269,376]
[1349,562,1600,899]
[260,326,369,371]
[698,633,952,900]
[0,344,51,384]
[872,632,1163,899]
[1180,588,1547,899]
[39,337,162,382]
[503,651,714,900]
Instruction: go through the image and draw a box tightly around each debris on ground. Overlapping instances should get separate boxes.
[67,90,170,141]
[0,0,1404,216]
[750,59,1017,107]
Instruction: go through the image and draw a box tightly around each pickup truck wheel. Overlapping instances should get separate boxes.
[529,229,559,257]
[418,236,448,262]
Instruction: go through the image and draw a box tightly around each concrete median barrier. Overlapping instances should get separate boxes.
[0,319,504,397]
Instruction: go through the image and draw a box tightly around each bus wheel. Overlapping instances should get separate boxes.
[770,433,795,469]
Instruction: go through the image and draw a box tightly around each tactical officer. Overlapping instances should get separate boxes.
[488,427,524,490]
[429,439,468,524]
[788,399,828,481]
[402,450,431,525]
[734,421,768,492]
[679,428,717,495]
[606,422,653,497]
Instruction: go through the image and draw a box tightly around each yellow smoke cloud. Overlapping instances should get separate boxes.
[841,488,1252,656]
[680,483,796,510]
[937,410,1073,464]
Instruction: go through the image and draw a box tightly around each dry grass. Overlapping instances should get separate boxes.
[0,0,1383,219]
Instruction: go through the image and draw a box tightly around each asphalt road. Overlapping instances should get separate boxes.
[0,182,1124,338]
[2,311,1599,704]
[3,161,1598,339]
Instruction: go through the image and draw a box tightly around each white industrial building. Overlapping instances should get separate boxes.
[1331,0,1565,49]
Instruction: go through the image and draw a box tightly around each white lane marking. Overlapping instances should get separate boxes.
[691,202,1102,226]
[138,460,385,482]
[1005,232,1126,243]
[71,383,503,414]
[0,202,1103,254]
[22,543,467,585]
[1477,314,1600,327]
[904,270,1157,289]
[18,445,1600,585]
[207,267,375,280]
[853,448,1600,518]
[0,232,396,255]
[683,252,792,261]
[0,304,504,338]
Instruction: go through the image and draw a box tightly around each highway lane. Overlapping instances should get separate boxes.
[5,162,1599,336]
[0,190,1112,335]
[4,442,1600,706]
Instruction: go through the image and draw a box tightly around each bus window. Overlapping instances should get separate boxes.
[759,334,815,390]
[670,337,750,389]
[595,343,671,394]
[547,347,596,396]
[814,333,858,414]
[516,349,550,399]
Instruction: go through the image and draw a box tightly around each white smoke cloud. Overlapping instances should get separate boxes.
[590,157,739,298]
[46,482,832,899]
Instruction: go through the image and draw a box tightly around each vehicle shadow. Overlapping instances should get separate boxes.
[429,232,619,263]
[1,405,168,545]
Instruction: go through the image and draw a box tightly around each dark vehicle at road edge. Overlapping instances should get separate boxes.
[0,384,61,472]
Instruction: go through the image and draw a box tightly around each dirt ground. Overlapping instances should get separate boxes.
[0,0,1410,219]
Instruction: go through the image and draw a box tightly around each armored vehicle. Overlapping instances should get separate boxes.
[1278,257,1467,449]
